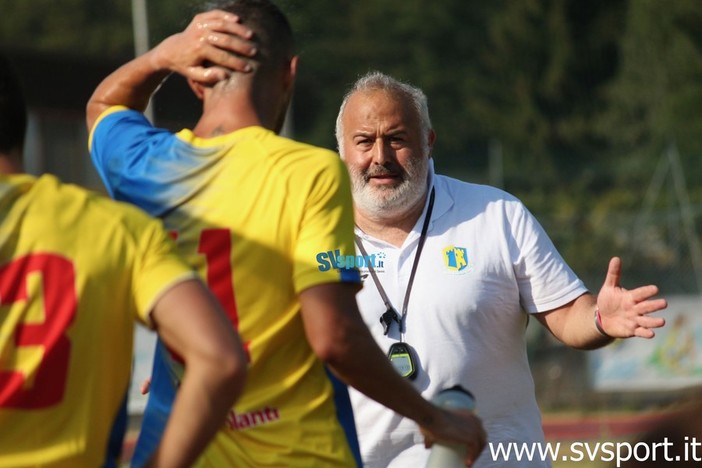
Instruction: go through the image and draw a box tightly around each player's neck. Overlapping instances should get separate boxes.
[192,99,261,138]
[193,88,280,138]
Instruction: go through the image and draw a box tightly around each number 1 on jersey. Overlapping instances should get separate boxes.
[170,228,249,359]
[198,229,239,328]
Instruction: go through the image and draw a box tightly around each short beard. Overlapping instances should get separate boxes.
[349,156,429,219]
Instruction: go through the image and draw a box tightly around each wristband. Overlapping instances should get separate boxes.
[594,306,613,339]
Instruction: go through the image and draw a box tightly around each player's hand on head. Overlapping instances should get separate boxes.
[154,10,257,84]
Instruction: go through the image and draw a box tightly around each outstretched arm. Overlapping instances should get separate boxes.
[300,283,486,466]
[536,257,668,349]
[86,9,255,131]
[147,279,248,468]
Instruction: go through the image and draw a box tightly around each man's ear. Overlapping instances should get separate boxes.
[283,55,299,91]
[187,78,206,101]
[427,128,436,151]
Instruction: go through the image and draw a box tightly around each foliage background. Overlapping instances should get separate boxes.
[2,0,702,293]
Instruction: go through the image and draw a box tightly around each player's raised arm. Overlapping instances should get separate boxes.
[86,10,256,131]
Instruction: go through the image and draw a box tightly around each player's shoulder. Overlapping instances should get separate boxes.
[263,133,346,180]
[222,125,339,163]
[269,133,339,163]
[92,105,146,132]
[17,173,89,209]
[34,173,160,238]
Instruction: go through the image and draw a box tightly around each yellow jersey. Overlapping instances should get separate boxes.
[90,107,362,467]
[0,173,196,467]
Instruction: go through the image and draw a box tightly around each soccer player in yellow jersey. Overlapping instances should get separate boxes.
[87,1,486,466]
[0,55,248,467]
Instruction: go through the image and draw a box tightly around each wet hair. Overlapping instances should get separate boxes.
[0,55,27,155]
[335,71,432,157]
[202,0,294,68]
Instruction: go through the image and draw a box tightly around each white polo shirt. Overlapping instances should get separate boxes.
[350,164,587,468]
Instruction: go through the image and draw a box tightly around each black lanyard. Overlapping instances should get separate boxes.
[355,187,435,341]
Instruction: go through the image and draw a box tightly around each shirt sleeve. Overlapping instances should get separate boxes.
[90,107,151,194]
[508,199,588,313]
[293,155,361,293]
[88,106,184,216]
[124,206,199,327]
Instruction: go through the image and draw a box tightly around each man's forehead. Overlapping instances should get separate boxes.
[343,89,417,132]
[346,89,403,112]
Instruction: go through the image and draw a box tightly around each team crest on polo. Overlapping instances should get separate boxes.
[443,246,469,272]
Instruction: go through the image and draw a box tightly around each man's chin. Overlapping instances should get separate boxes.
[355,192,407,215]
[361,187,401,202]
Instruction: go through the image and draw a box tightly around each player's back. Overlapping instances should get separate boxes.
[163,127,359,465]
[0,173,171,467]
[91,111,361,466]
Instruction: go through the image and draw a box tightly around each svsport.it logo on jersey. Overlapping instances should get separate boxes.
[316,249,385,272]
[443,246,469,272]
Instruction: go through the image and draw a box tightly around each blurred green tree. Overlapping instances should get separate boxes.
[0,0,133,57]
[2,0,701,289]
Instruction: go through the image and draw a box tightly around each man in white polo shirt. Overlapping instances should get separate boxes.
[334,71,668,468]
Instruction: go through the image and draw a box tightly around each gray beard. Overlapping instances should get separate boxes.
[351,159,429,220]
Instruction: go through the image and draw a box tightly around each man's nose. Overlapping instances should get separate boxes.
[371,138,393,165]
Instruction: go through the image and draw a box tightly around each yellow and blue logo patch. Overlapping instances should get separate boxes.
[443,246,469,272]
